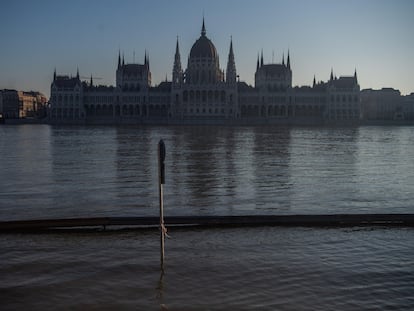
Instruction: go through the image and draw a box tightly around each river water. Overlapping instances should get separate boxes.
[1,124,414,309]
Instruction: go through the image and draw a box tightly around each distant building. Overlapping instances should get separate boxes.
[361,88,402,120]
[326,71,361,121]
[49,19,361,125]
[49,71,84,120]
[0,89,47,119]
[1,89,20,119]
[402,93,414,121]
[19,91,48,118]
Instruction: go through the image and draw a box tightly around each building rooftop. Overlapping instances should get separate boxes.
[330,76,358,89]
[53,76,81,88]
[258,64,290,77]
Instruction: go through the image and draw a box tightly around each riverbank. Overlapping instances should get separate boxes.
[2,117,414,126]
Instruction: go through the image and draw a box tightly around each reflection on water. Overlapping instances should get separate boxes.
[1,125,414,220]
[1,125,414,309]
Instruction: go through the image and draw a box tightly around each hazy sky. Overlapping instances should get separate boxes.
[1,0,413,97]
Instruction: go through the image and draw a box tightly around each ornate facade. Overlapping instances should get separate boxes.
[49,19,361,124]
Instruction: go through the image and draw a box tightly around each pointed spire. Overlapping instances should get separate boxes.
[287,50,290,70]
[76,67,79,79]
[354,68,358,83]
[53,68,56,81]
[145,50,149,69]
[90,74,93,87]
[173,36,182,86]
[282,53,285,66]
[256,53,260,71]
[201,17,206,36]
[260,49,264,67]
[226,36,236,84]
[313,75,316,87]
[330,68,334,81]
[173,37,181,72]
[175,36,180,56]
[122,53,125,66]
[229,36,234,58]
[118,50,121,69]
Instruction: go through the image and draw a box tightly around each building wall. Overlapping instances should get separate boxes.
[0,90,47,119]
[18,91,47,118]
[402,93,414,121]
[49,76,84,121]
[361,88,401,120]
[326,78,361,121]
[0,90,20,119]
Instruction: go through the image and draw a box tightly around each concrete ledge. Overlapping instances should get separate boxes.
[0,214,413,233]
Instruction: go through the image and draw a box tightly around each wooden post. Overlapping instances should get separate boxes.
[158,139,166,269]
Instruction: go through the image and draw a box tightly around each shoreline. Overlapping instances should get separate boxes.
[2,118,414,126]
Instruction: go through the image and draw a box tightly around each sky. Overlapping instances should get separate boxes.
[1,0,413,98]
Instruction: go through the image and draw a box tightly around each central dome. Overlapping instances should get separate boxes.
[189,19,218,59]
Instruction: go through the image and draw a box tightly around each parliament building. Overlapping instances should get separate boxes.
[49,19,361,125]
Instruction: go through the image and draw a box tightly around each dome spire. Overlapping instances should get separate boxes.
[201,17,206,36]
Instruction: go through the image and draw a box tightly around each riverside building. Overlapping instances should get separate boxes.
[0,89,47,119]
[48,19,361,125]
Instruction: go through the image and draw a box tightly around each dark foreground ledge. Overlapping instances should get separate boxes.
[1,214,414,233]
